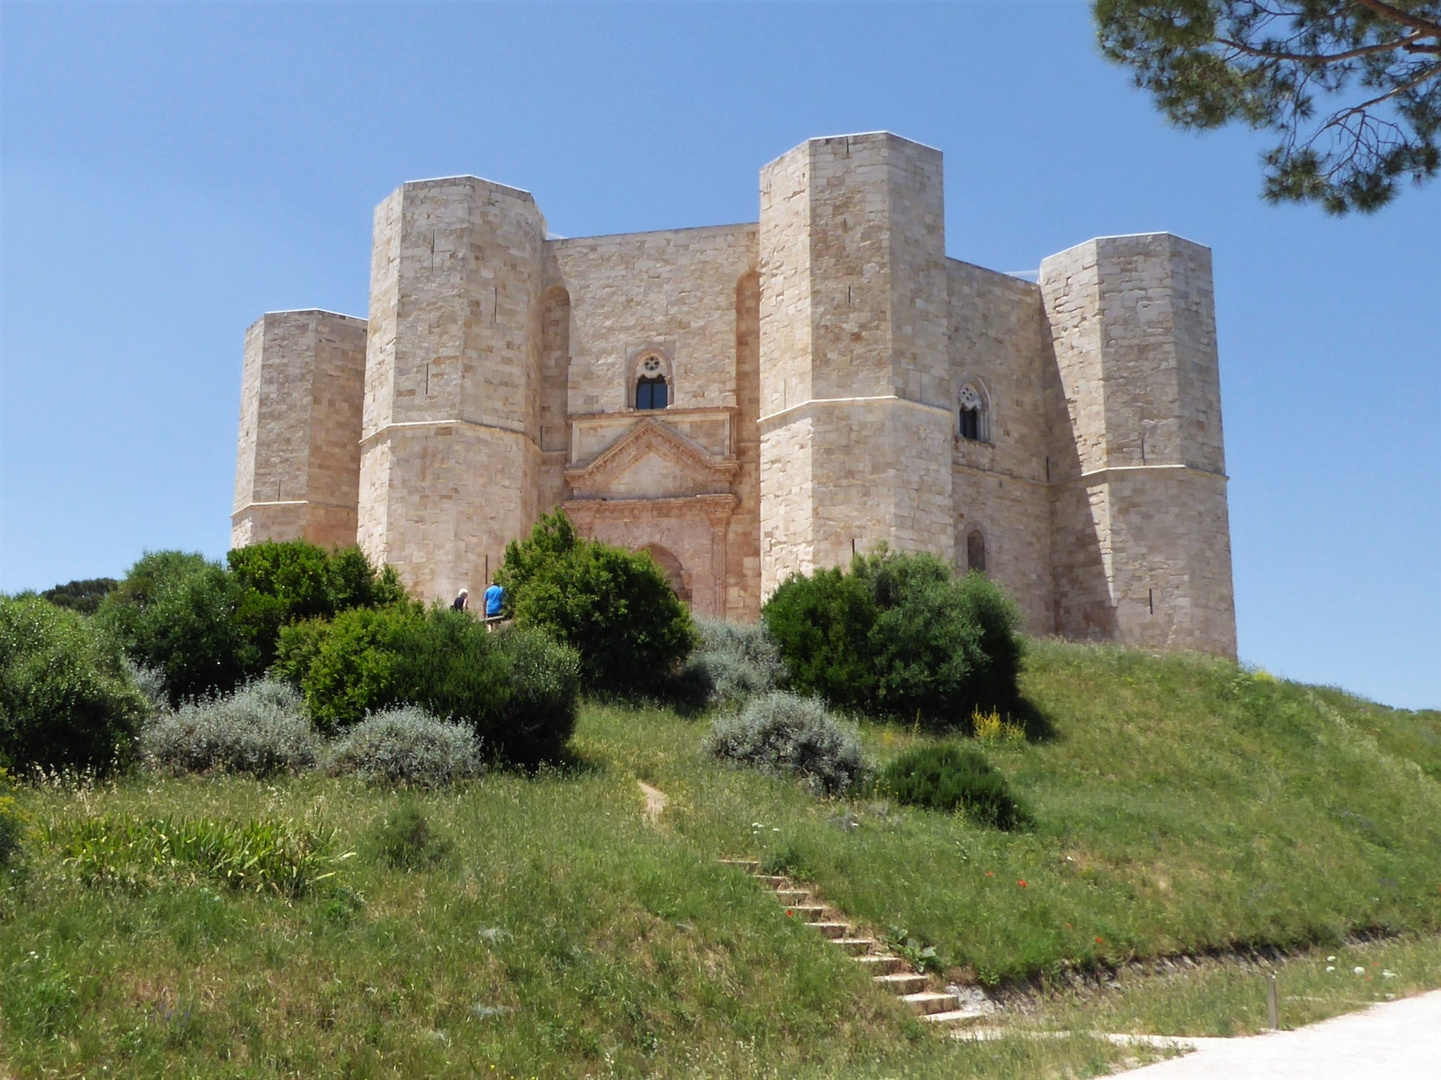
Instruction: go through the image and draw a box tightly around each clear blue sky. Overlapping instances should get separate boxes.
[2,2,1437,708]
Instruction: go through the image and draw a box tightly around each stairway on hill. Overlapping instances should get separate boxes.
[719,859,986,1028]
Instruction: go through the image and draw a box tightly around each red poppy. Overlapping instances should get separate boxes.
[1096,937,1105,944]
[1017,880,1028,888]
[985,871,994,878]
[786,910,793,917]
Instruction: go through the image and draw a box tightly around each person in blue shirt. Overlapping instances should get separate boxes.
[483,581,505,621]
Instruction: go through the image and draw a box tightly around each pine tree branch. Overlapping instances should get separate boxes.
[1351,0,1441,39]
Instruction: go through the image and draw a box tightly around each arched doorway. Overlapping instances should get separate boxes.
[641,544,691,603]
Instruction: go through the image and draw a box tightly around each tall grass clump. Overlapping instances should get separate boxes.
[674,617,786,711]
[0,594,148,772]
[361,802,453,870]
[762,548,1025,728]
[879,744,1032,830]
[0,768,31,868]
[141,679,318,777]
[59,814,346,896]
[708,692,869,795]
[325,706,484,788]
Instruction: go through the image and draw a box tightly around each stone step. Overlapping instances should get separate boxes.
[854,955,906,976]
[831,938,876,956]
[900,991,959,1016]
[720,859,760,873]
[806,922,850,939]
[784,903,827,921]
[918,1008,987,1026]
[774,888,812,904]
[755,875,787,888]
[874,972,929,995]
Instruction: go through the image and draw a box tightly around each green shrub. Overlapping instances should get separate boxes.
[40,577,118,616]
[59,814,347,895]
[98,553,259,705]
[227,540,405,669]
[707,692,869,796]
[497,511,696,696]
[293,607,580,765]
[141,680,318,777]
[878,744,1032,830]
[98,544,406,707]
[673,618,786,711]
[762,549,1025,727]
[0,594,148,772]
[361,802,453,869]
[293,604,424,733]
[325,706,484,787]
[483,626,582,764]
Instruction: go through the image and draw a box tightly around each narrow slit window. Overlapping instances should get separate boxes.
[966,530,986,573]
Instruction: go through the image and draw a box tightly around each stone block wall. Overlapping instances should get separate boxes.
[1040,233,1236,656]
[946,260,1053,633]
[357,177,546,602]
[231,310,367,549]
[758,133,954,596]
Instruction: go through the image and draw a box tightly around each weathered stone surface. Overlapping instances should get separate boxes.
[232,133,1237,657]
[231,310,367,549]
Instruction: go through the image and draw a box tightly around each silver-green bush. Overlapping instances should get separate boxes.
[324,706,483,788]
[141,680,317,777]
[707,692,869,795]
[678,618,786,710]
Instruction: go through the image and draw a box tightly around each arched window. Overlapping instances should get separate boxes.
[966,530,987,573]
[635,354,669,410]
[958,381,990,442]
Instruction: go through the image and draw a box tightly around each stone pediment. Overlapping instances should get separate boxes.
[565,418,738,500]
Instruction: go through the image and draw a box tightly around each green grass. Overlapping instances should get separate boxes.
[2,638,1439,1078]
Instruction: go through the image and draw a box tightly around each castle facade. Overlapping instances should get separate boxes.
[232,132,1237,656]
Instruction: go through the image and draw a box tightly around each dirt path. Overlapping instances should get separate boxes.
[636,781,668,825]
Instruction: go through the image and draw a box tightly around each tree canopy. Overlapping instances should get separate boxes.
[1095,1,1441,213]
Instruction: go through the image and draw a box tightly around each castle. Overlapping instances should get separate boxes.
[232,132,1237,657]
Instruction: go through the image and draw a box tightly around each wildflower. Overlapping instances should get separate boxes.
[1327,955,1336,962]
[1326,966,1336,972]
[1096,937,1104,944]
[1383,970,1398,979]
[1017,879,1028,888]
[786,909,793,917]
[1354,966,1366,975]
[984,871,993,878]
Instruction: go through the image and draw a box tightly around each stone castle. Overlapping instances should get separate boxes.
[232,132,1237,656]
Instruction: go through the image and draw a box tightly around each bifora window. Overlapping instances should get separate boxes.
[635,355,669,410]
[959,383,987,441]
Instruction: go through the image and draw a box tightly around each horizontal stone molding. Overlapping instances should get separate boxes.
[951,462,1049,489]
[1066,463,1229,484]
[758,394,952,434]
[231,498,358,520]
[565,492,738,525]
[359,417,532,446]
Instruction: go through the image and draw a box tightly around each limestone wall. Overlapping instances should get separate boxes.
[231,310,367,550]
[1040,233,1236,656]
[357,177,546,603]
[946,261,1053,633]
[758,133,954,597]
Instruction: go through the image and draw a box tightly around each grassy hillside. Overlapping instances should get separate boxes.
[4,640,1439,1078]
